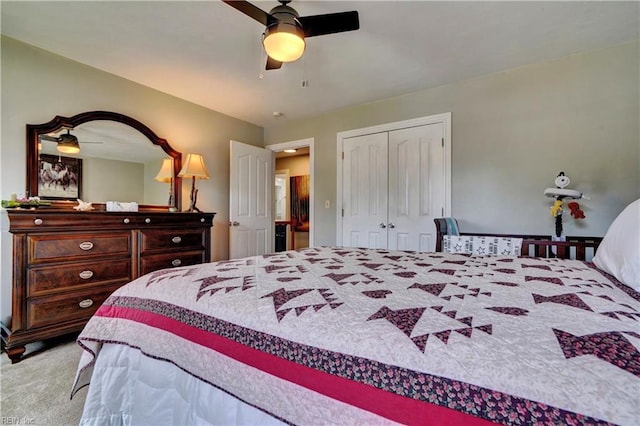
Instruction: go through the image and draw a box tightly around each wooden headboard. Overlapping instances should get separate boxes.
[434,220,603,261]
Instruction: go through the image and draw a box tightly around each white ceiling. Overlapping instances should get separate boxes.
[2,1,638,127]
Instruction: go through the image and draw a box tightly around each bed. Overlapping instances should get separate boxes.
[72,200,640,425]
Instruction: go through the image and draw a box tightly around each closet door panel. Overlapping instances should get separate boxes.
[342,133,388,249]
[388,123,445,252]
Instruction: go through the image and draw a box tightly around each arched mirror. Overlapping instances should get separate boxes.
[26,111,182,211]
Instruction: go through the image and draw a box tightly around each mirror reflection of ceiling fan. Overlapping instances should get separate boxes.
[223,0,360,70]
[38,129,103,154]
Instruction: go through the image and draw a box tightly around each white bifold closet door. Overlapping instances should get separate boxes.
[342,132,389,249]
[341,123,445,252]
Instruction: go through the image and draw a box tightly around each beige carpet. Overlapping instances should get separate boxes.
[1,334,86,425]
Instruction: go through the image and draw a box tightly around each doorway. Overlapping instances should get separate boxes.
[268,138,314,250]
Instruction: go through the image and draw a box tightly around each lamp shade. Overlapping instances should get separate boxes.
[154,158,174,183]
[178,153,210,179]
[263,23,305,62]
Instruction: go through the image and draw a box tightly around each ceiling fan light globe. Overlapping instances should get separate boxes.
[56,131,81,154]
[263,24,305,63]
[57,143,80,154]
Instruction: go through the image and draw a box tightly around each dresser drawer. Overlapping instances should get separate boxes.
[140,229,205,252]
[28,232,131,264]
[28,259,132,296]
[140,250,206,276]
[27,286,120,329]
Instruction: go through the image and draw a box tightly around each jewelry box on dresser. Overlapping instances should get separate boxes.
[2,209,215,363]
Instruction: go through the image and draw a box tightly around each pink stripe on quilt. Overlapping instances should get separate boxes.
[95,305,495,426]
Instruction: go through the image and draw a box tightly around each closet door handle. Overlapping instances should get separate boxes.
[388,222,396,229]
[379,223,386,229]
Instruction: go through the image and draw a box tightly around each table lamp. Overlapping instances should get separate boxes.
[154,158,177,212]
[178,153,209,213]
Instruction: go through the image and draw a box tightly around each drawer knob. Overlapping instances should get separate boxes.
[171,259,182,267]
[79,241,94,251]
[145,218,151,223]
[123,218,130,224]
[79,299,94,309]
[79,270,94,280]
[200,218,205,223]
[34,218,43,225]
[171,236,182,244]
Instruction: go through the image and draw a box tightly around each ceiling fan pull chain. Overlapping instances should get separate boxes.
[301,52,309,88]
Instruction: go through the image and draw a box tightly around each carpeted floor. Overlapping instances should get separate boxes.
[1,334,86,425]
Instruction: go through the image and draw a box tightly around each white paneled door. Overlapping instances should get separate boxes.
[342,132,389,248]
[229,140,273,259]
[387,124,445,251]
[341,122,446,252]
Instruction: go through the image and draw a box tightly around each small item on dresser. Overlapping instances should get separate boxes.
[1,196,50,209]
[106,201,139,212]
[74,199,94,211]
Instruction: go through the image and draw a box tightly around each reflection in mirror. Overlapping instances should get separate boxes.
[39,121,167,203]
[27,111,182,211]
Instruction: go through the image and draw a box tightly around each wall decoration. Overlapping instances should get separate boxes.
[38,154,82,200]
[290,175,309,232]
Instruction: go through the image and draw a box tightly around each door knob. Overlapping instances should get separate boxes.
[388,222,396,229]
[379,223,386,229]
[229,221,240,226]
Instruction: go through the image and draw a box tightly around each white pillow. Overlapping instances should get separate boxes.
[593,199,640,290]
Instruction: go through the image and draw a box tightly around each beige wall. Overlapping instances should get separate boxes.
[0,36,263,322]
[276,154,310,177]
[265,42,640,247]
[82,157,145,202]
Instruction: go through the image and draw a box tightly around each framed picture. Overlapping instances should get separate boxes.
[38,154,82,200]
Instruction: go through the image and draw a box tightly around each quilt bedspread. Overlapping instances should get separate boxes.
[73,247,640,425]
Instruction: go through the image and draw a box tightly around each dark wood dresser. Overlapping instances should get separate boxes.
[2,210,215,362]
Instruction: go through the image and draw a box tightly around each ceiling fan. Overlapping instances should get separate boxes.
[39,129,102,154]
[222,0,360,70]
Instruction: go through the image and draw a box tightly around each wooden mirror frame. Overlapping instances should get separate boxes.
[26,111,182,211]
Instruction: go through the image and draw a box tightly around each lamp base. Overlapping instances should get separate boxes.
[167,189,176,212]
[186,179,200,213]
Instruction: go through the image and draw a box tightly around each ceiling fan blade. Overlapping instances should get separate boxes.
[221,0,274,26]
[266,56,283,70]
[38,135,59,142]
[299,11,359,38]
